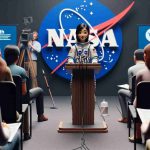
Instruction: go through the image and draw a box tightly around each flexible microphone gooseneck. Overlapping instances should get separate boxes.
[73,48,90,150]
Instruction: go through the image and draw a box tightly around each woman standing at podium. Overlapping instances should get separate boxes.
[67,23,98,64]
[66,24,99,126]
[67,23,98,90]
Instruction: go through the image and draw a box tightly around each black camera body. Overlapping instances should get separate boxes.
[20,29,33,46]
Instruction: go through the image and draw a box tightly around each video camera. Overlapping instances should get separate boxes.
[20,29,33,46]
[20,16,33,46]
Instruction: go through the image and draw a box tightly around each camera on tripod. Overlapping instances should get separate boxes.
[20,16,33,47]
[20,29,33,46]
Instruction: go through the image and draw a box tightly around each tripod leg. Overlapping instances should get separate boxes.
[17,50,25,66]
[24,62,30,77]
[26,50,38,87]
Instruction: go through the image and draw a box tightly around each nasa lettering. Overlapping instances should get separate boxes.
[39,0,134,80]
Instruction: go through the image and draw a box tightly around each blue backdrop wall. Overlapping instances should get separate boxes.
[0,0,149,96]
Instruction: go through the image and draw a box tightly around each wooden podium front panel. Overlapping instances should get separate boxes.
[72,69,95,125]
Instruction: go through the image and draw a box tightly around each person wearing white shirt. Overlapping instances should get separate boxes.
[27,31,41,88]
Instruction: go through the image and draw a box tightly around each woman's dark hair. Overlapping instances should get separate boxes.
[144,44,150,69]
[4,45,20,66]
[76,23,90,42]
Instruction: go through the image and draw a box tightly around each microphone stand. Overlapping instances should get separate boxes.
[73,56,90,150]
[42,69,57,109]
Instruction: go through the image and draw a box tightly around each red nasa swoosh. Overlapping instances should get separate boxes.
[41,1,135,75]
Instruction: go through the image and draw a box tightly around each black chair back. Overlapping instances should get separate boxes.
[0,81,16,123]
[131,75,136,103]
[13,75,22,114]
[137,81,150,109]
[22,76,30,104]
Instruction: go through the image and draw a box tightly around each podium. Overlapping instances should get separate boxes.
[66,63,100,125]
[58,63,108,133]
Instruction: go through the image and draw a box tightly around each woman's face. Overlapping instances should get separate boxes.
[77,28,89,43]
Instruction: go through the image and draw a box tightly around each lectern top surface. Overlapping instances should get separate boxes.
[65,63,101,73]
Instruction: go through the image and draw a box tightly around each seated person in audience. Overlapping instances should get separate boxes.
[4,45,48,123]
[0,58,20,148]
[1,50,30,140]
[0,55,20,119]
[129,44,150,143]
[118,49,145,123]
[0,56,13,81]
[0,122,20,150]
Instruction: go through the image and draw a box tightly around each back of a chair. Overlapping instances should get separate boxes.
[137,81,150,109]
[0,81,16,123]
[131,75,136,103]
[22,76,30,104]
[13,75,22,114]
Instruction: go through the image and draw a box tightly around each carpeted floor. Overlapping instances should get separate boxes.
[23,96,145,150]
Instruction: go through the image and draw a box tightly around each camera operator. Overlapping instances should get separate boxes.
[26,31,41,88]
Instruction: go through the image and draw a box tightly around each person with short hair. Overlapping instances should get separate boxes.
[118,49,145,123]
[0,55,20,149]
[4,44,48,122]
[129,44,150,143]
[26,31,41,88]
[4,45,48,141]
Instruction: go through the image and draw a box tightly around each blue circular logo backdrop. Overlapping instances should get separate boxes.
[39,0,122,80]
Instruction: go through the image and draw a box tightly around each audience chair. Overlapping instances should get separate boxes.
[0,81,17,123]
[127,75,136,105]
[128,76,136,133]
[13,75,32,137]
[25,76,33,137]
[0,81,23,150]
[130,75,136,104]
[128,81,150,150]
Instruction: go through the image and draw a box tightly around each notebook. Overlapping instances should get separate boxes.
[8,123,21,142]
[117,84,129,90]
[137,108,150,123]
[0,106,21,142]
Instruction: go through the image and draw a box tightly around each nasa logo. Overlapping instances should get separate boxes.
[39,0,134,80]
[146,29,150,42]
[0,30,4,34]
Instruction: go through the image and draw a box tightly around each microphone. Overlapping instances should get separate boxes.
[42,69,45,75]
[76,48,89,63]
[77,49,82,63]
[82,49,89,64]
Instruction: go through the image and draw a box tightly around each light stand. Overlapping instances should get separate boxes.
[73,114,90,150]
[42,69,57,109]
